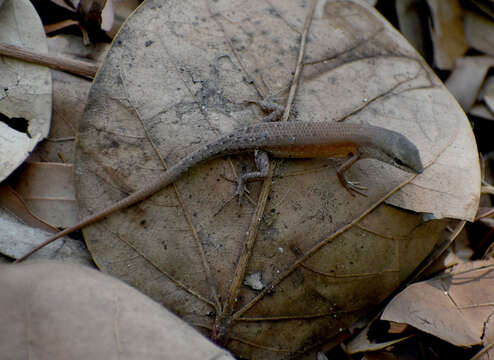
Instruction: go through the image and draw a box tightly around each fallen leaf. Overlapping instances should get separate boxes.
[465,11,494,57]
[396,0,428,57]
[445,56,494,111]
[12,162,78,228]
[72,0,477,358]
[346,324,413,354]
[0,262,234,360]
[0,0,52,182]
[0,210,92,265]
[470,104,494,121]
[427,0,469,69]
[0,185,58,232]
[475,312,494,359]
[479,76,494,113]
[107,0,141,38]
[382,260,494,347]
[49,0,77,11]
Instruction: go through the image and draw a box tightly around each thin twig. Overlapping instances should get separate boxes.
[225,0,318,316]
[281,0,316,122]
[0,43,98,79]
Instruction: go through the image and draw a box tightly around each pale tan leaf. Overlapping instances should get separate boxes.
[0,262,234,360]
[396,0,427,56]
[106,0,141,38]
[382,260,494,347]
[13,162,78,227]
[345,324,413,354]
[0,185,57,232]
[479,76,494,113]
[27,34,104,163]
[0,210,92,264]
[427,0,469,70]
[72,0,477,358]
[47,34,109,64]
[49,0,77,11]
[101,0,115,31]
[465,11,494,57]
[445,56,494,111]
[30,68,93,163]
[470,104,494,120]
[0,0,52,182]
[475,313,494,359]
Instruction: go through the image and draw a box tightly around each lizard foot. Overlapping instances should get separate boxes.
[344,179,368,197]
[243,99,284,122]
[219,174,252,196]
[235,179,249,204]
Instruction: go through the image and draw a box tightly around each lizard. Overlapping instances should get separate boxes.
[14,121,423,263]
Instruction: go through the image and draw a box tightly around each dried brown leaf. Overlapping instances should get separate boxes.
[0,0,52,182]
[0,185,57,233]
[30,66,92,164]
[0,262,234,360]
[12,162,77,227]
[479,76,494,113]
[396,0,427,56]
[475,313,494,359]
[382,260,494,347]
[465,11,494,57]
[427,0,469,70]
[445,56,494,111]
[73,0,478,358]
[0,209,92,264]
[346,324,413,354]
[470,104,494,120]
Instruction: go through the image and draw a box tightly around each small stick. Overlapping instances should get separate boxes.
[0,43,98,79]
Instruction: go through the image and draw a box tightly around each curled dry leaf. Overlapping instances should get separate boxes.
[426,0,468,70]
[0,0,52,182]
[476,313,494,359]
[396,0,427,57]
[12,162,78,228]
[382,260,494,347]
[445,56,494,111]
[74,0,479,358]
[465,11,494,57]
[470,104,494,121]
[0,184,90,264]
[479,76,494,114]
[345,324,413,354]
[29,70,86,164]
[0,262,234,360]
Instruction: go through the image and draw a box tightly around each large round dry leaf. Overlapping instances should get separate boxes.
[75,0,478,358]
[0,262,233,360]
[0,0,52,182]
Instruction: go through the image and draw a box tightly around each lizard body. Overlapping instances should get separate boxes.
[15,121,423,262]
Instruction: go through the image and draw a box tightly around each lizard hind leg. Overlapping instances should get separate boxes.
[214,150,270,216]
[235,150,270,199]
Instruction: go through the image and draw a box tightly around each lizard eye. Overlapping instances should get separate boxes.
[394,157,405,166]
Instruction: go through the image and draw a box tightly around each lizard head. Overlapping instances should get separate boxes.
[362,130,424,174]
[389,134,424,174]
[383,133,424,174]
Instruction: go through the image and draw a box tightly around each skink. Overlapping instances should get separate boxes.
[15,121,423,262]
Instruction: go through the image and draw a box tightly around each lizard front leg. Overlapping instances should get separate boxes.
[244,99,284,122]
[336,151,368,196]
